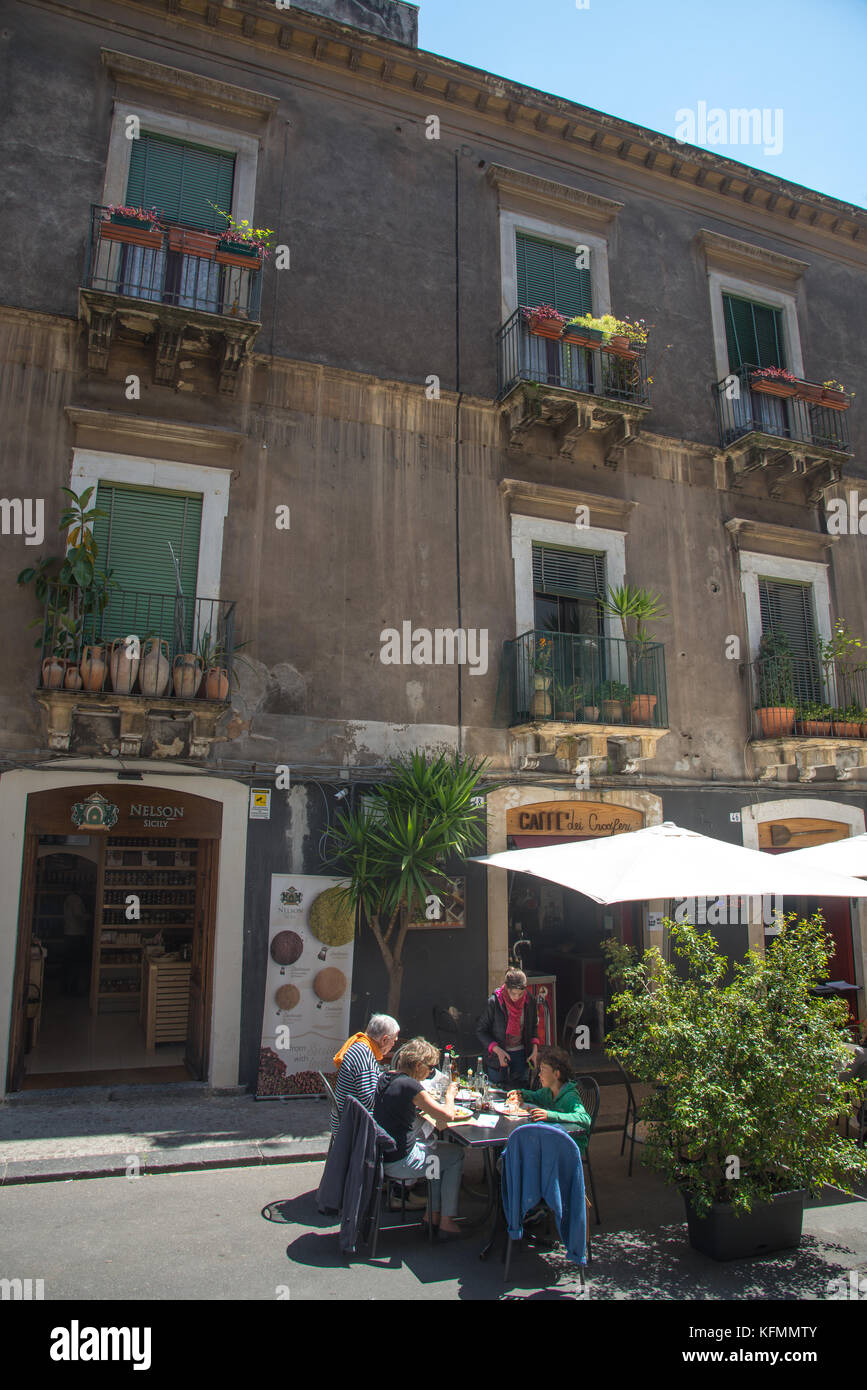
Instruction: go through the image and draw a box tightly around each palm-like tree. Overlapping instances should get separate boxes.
[326,751,491,1016]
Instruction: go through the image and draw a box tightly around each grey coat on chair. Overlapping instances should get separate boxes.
[316,1095,397,1253]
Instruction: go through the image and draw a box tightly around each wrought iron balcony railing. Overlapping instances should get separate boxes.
[501,630,668,729]
[751,652,867,739]
[36,582,237,702]
[496,310,650,405]
[714,365,850,454]
[84,206,263,321]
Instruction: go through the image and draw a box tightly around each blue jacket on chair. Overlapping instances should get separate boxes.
[501,1123,587,1265]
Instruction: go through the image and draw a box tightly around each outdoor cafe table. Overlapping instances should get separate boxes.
[443,1114,585,1256]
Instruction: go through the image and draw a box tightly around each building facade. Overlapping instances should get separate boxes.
[1,0,866,1095]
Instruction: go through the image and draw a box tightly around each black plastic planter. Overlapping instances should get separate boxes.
[683,1190,805,1260]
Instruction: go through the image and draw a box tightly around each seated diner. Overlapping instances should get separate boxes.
[508,1046,592,1152]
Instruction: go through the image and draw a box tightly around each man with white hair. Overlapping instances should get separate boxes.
[331,1014,400,1137]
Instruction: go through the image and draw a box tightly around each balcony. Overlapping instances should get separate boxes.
[501,630,669,774]
[750,651,867,783]
[496,310,652,465]
[79,207,263,393]
[35,583,237,759]
[714,365,851,501]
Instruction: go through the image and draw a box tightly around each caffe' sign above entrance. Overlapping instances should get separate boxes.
[506,801,643,838]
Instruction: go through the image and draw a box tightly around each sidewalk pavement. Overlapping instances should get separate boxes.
[0,1084,333,1184]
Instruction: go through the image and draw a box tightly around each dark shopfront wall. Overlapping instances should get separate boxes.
[237,784,489,1088]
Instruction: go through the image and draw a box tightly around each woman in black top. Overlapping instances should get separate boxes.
[373,1037,465,1236]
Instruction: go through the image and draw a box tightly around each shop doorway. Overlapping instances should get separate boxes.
[7,785,221,1091]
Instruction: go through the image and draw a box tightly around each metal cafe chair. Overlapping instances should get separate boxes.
[573,1074,602,1225]
[614,1057,651,1177]
[500,1124,588,1289]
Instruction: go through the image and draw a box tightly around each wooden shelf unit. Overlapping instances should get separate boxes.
[91,837,198,1015]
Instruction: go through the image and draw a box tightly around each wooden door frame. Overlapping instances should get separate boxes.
[185,838,219,1081]
[6,833,38,1093]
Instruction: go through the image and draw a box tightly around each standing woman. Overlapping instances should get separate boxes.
[373,1037,466,1236]
[476,968,543,1088]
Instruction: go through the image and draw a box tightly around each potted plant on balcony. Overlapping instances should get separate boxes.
[561,312,605,348]
[600,679,630,724]
[101,204,164,250]
[831,704,863,738]
[821,380,855,411]
[755,631,796,736]
[601,582,667,723]
[521,304,567,340]
[210,203,275,268]
[195,629,251,701]
[530,635,554,718]
[749,366,799,399]
[820,619,867,715]
[796,700,834,736]
[604,915,867,1261]
[794,378,825,404]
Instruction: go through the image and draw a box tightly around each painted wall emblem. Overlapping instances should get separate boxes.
[71,792,120,831]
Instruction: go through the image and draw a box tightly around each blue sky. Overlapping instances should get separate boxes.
[416,0,865,209]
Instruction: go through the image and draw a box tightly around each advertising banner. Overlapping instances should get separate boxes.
[256,874,355,1098]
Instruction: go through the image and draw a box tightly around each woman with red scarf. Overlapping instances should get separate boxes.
[476,968,543,1087]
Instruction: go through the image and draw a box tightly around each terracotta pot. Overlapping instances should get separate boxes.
[757,706,796,737]
[168,226,219,257]
[41,657,67,690]
[562,327,603,348]
[110,637,140,694]
[203,666,229,701]
[173,653,203,699]
[602,699,624,724]
[629,693,658,724]
[139,638,171,697]
[608,333,631,351]
[833,720,861,738]
[527,313,564,340]
[751,378,797,398]
[79,644,108,692]
[215,242,263,270]
[582,705,599,722]
[822,388,849,411]
[796,381,824,404]
[530,689,553,719]
[800,720,832,736]
[101,219,162,251]
[63,665,83,691]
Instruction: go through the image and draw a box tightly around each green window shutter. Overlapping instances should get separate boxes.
[758,579,816,660]
[91,484,203,647]
[126,133,236,232]
[517,233,592,318]
[532,543,605,599]
[723,295,784,372]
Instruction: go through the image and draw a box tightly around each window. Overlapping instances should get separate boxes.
[532,543,605,637]
[118,132,237,312]
[516,233,592,318]
[723,295,784,372]
[759,578,820,702]
[91,483,203,647]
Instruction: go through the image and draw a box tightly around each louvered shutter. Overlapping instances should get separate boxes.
[517,234,592,318]
[532,544,605,599]
[91,484,203,646]
[759,578,820,701]
[723,295,784,372]
[126,133,235,232]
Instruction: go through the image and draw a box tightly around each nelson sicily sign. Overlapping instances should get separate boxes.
[506,802,643,838]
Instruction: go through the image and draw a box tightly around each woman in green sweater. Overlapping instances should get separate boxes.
[507,1046,592,1153]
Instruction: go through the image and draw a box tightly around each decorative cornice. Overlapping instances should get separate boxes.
[100,48,279,121]
[697,230,809,284]
[486,164,623,226]
[725,517,837,560]
[499,478,635,530]
[64,407,246,453]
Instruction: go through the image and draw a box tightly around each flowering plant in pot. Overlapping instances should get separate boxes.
[749,365,799,398]
[521,303,567,339]
[604,915,867,1260]
[101,204,164,249]
[210,203,275,265]
[529,635,554,717]
[821,380,855,411]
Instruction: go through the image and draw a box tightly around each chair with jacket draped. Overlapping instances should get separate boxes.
[500,1122,588,1287]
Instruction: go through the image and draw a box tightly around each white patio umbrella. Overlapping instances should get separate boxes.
[781,833,867,879]
[472,821,867,904]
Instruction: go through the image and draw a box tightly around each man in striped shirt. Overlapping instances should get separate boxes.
[331,1014,400,1137]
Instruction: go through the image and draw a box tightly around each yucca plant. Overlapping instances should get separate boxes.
[325,751,492,1015]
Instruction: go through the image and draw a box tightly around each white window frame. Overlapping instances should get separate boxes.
[101,105,260,224]
[708,272,804,384]
[511,514,625,641]
[738,550,831,663]
[70,450,232,602]
[499,211,611,324]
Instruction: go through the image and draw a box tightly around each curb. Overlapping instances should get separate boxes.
[0,1138,330,1185]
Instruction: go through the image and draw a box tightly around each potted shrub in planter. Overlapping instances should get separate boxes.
[195,629,251,702]
[561,313,605,348]
[831,704,863,738]
[749,366,799,399]
[210,202,275,269]
[821,380,854,411]
[521,303,567,340]
[602,582,667,722]
[796,700,834,736]
[755,631,797,736]
[604,915,867,1261]
[100,204,163,250]
[600,679,630,723]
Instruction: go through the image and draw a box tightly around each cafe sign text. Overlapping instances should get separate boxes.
[506,801,643,838]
